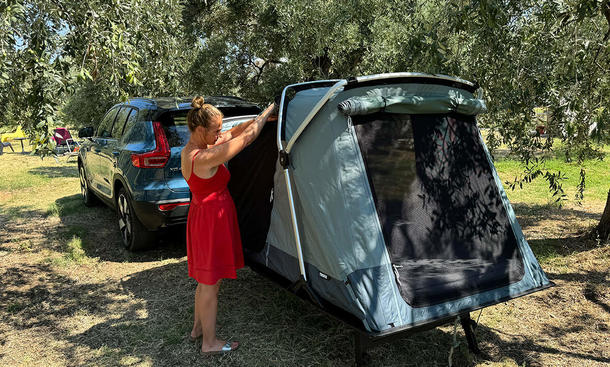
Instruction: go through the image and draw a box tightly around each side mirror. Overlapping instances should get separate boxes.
[78,126,94,138]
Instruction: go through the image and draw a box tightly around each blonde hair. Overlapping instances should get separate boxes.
[186,96,223,132]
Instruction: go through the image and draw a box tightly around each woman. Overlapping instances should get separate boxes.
[181,96,276,355]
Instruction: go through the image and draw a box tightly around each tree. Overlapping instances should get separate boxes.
[2,0,609,239]
[180,0,610,240]
[1,0,195,154]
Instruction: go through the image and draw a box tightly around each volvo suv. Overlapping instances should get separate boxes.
[78,97,261,250]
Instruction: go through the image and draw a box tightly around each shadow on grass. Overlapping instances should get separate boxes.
[546,269,610,316]
[28,165,78,179]
[475,321,610,365]
[3,259,608,366]
[44,192,187,262]
[512,203,601,229]
[0,260,471,366]
[528,236,603,261]
[0,204,47,221]
[3,191,608,364]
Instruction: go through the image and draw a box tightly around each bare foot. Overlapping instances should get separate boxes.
[200,339,239,354]
[190,328,202,340]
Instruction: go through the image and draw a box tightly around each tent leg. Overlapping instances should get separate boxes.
[460,314,481,355]
[354,332,370,367]
[290,277,324,309]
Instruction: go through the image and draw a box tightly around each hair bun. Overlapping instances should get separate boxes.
[191,96,205,109]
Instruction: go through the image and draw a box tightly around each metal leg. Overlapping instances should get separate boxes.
[289,277,324,308]
[460,313,481,354]
[354,332,371,367]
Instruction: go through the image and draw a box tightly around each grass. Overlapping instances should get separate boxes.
[494,157,610,205]
[0,146,608,367]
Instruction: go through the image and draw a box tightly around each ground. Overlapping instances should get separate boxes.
[0,151,608,367]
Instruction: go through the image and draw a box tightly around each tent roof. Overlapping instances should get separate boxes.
[278,73,482,153]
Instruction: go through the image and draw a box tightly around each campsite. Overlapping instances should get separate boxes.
[1,1,609,366]
[0,139,608,366]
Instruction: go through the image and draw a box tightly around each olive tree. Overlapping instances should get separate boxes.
[2,0,609,239]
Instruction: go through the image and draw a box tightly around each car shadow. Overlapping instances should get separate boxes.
[47,193,188,263]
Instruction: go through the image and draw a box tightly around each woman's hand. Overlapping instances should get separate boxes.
[260,102,276,119]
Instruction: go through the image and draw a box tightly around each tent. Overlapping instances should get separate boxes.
[226,73,552,362]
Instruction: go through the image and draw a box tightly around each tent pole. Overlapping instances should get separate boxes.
[283,168,308,281]
[276,81,338,307]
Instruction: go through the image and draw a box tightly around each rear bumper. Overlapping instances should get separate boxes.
[131,200,189,231]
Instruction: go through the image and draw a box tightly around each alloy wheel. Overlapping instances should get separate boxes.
[79,166,88,202]
[118,193,132,246]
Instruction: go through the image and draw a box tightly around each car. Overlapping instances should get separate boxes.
[78,96,261,250]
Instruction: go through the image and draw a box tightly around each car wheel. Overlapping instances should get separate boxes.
[79,164,97,207]
[117,188,156,251]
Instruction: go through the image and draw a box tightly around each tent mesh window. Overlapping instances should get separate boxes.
[353,112,525,308]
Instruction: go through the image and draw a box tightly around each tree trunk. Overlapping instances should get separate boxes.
[596,189,610,242]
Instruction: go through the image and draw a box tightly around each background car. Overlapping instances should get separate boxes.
[78,96,261,250]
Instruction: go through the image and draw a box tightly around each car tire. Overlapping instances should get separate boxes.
[79,164,97,207]
[116,188,156,251]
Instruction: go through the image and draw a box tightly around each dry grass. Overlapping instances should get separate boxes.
[0,152,608,367]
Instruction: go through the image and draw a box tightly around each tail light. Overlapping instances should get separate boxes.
[158,202,189,211]
[131,121,170,168]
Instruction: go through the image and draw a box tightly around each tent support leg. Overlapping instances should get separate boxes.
[460,313,481,354]
[354,332,370,367]
[290,277,323,309]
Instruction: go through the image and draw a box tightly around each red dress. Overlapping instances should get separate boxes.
[186,151,244,285]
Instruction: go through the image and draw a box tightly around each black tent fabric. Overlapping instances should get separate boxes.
[227,121,278,253]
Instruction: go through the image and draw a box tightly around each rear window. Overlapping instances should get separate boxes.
[160,111,190,147]
[159,105,262,147]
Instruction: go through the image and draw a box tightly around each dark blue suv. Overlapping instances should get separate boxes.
[78,97,261,250]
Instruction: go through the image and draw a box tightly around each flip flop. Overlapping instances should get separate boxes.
[200,341,239,356]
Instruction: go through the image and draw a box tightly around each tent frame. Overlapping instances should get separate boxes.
[276,79,339,306]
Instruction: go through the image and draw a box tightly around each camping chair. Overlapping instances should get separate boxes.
[0,141,14,155]
[65,138,81,162]
[53,128,80,158]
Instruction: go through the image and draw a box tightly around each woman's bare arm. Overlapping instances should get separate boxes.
[194,103,276,169]
[212,118,256,146]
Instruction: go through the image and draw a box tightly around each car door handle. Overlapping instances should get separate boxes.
[112,151,120,167]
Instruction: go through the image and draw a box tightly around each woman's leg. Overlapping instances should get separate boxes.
[190,284,202,339]
[198,280,239,353]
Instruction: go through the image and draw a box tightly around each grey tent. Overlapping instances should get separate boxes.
[226,72,552,362]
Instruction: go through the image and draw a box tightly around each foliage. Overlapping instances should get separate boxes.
[1,0,195,152]
[1,0,609,235]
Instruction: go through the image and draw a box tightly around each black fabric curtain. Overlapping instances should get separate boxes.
[227,121,278,253]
